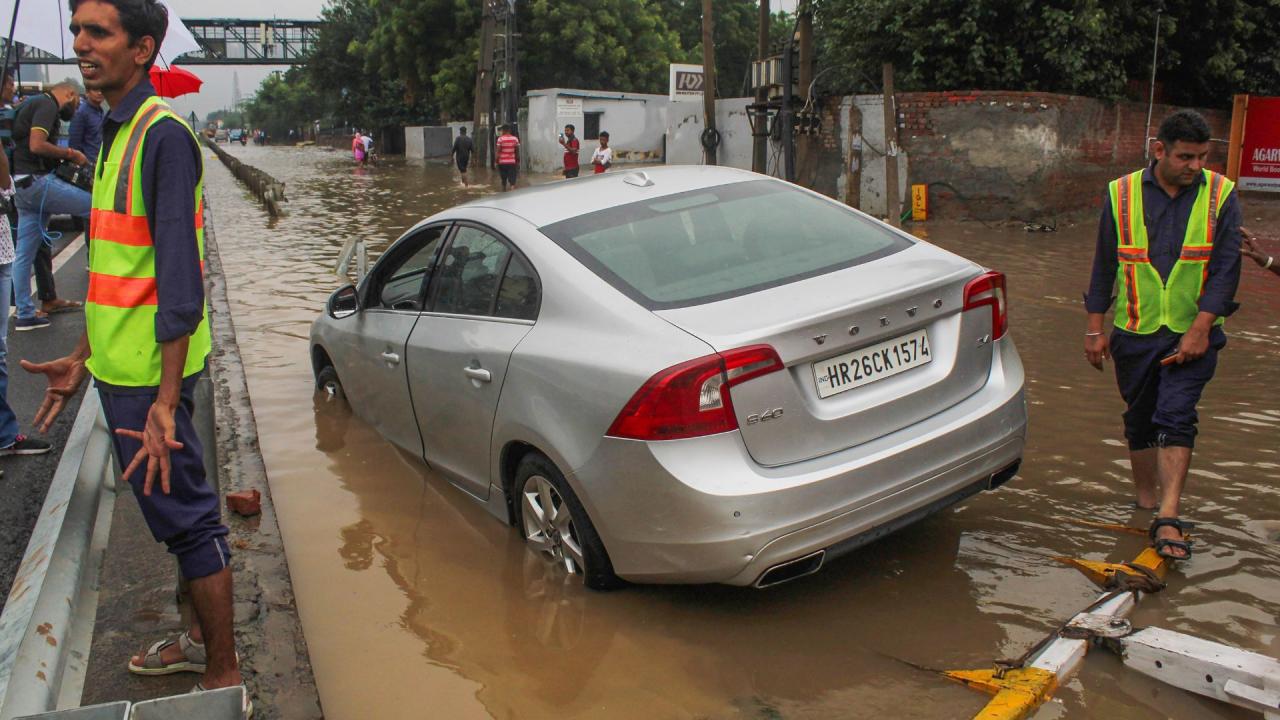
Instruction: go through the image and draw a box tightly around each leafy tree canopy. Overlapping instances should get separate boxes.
[814,0,1280,107]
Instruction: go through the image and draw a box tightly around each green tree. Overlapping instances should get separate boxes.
[517,0,684,94]
[812,0,1280,107]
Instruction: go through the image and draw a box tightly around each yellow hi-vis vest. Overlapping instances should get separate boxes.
[1109,168,1234,335]
[85,95,210,387]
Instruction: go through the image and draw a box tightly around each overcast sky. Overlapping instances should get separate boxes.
[65,0,800,120]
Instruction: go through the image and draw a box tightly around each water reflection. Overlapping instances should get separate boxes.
[208,144,1280,719]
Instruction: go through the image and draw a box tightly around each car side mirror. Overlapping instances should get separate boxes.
[328,284,359,319]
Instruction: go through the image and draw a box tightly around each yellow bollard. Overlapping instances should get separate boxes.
[911,184,928,221]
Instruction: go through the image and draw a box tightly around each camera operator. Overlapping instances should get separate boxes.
[11,82,89,331]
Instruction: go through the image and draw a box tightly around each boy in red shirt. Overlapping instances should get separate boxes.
[495,124,520,191]
[558,123,580,178]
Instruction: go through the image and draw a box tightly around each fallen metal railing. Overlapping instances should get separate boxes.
[945,521,1280,719]
[0,393,118,719]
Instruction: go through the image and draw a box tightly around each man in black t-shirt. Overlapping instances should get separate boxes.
[11,83,89,331]
[451,126,473,186]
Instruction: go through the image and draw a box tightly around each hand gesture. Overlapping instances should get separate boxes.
[20,357,88,432]
[1084,332,1110,371]
[1240,227,1271,267]
[114,402,183,496]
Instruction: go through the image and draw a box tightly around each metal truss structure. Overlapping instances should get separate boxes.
[5,19,322,66]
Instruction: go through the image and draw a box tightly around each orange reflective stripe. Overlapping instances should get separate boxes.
[1118,247,1149,262]
[1204,172,1225,247]
[90,209,152,246]
[87,272,157,307]
[1179,247,1214,261]
[119,104,165,214]
[1117,177,1132,246]
[1123,263,1140,331]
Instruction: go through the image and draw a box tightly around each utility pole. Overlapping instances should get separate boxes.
[472,0,497,167]
[701,0,717,165]
[882,62,901,227]
[794,2,814,184]
[752,0,769,174]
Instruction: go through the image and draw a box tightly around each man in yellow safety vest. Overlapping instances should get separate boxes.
[1083,110,1242,562]
[21,0,246,708]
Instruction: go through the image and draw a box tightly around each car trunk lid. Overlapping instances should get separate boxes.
[655,244,993,466]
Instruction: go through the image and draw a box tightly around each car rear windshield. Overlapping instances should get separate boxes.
[538,179,912,309]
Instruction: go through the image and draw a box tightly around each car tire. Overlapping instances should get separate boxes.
[316,365,346,403]
[513,453,623,591]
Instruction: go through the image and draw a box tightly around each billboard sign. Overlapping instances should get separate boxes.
[1239,96,1280,192]
[669,64,704,102]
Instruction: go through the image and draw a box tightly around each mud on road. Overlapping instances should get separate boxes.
[206,144,1280,719]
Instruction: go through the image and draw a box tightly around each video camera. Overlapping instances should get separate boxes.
[53,160,93,193]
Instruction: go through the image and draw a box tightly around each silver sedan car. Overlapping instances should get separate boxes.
[311,166,1027,589]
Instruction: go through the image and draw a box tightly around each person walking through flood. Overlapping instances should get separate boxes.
[451,126,473,186]
[1083,109,1242,561]
[352,130,366,165]
[23,0,249,712]
[495,124,520,191]
[591,131,612,174]
[1240,227,1280,278]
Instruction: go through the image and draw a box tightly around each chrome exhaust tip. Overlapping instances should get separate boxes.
[755,550,826,589]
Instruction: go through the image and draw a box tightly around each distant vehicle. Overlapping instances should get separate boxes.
[310,167,1027,590]
[229,128,243,143]
[214,128,229,143]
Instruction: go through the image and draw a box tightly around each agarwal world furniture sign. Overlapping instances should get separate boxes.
[1238,96,1280,192]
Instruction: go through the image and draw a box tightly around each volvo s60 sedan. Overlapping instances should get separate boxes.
[310,166,1027,589]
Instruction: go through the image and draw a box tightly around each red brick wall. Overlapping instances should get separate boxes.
[820,89,1231,220]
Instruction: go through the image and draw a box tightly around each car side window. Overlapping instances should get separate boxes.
[432,226,512,316]
[494,252,540,321]
[375,225,447,311]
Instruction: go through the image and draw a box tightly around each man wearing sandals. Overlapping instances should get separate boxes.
[23,0,248,711]
[1084,110,1242,561]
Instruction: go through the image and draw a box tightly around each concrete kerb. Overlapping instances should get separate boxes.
[0,393,118,719]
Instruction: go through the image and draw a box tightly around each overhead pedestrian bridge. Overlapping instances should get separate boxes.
[8,18,322,65]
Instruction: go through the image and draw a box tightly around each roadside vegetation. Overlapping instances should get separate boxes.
[241,0,1280,138]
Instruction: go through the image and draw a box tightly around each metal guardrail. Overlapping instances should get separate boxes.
[0,393,118,719]
[13,686,246,720]
[0,379,219,718]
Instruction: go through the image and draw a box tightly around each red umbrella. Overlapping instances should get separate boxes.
[149,64,203,98]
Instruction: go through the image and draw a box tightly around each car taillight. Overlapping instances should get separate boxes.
[963,270,1008,340]
[606,345,784,441]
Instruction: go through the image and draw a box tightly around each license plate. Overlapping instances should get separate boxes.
[812,329,931,399]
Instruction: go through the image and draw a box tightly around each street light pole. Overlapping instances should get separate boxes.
[701,0,717,165]
[1143,7,1162,162]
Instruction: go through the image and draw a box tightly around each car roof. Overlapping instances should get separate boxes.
[457,165,774,228]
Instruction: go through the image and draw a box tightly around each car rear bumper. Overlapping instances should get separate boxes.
[567,338,1027,586]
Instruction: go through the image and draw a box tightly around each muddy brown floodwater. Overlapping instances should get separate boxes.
[205,144,1280,720]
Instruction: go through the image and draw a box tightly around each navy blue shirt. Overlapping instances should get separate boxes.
[68,96,104,164]
[98,79,204,348]
[1085,164,1243,325]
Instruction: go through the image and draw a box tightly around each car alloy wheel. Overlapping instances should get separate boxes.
[316,366,345,403]
[521,474,585,575]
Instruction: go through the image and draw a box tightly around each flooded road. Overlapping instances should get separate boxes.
[204,144,1280,719]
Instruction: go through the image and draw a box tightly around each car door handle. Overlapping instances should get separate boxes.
[380,351,401,365]
[463,366,492,382]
